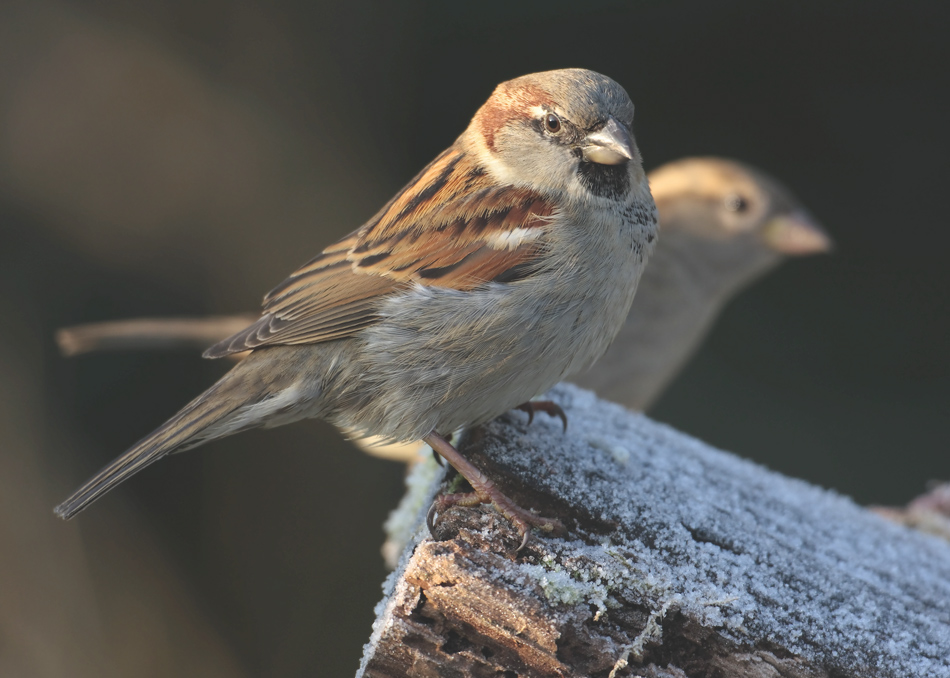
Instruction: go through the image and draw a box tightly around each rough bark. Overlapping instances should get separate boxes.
[359,384,950,678]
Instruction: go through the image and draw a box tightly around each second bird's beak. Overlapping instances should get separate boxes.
[582,117,635,165]
[762,210,833,255]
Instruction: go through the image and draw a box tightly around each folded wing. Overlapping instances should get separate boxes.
[204,148,555,358]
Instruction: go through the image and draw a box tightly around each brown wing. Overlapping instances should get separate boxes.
[204,147,555,358]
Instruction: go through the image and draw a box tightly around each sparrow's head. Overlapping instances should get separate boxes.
[650,157,832,255]
[466,68,645,202]
[647,157,832,290]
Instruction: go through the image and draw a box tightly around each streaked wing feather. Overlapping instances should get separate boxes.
[204,147,554,359]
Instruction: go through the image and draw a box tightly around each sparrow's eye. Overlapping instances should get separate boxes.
[724,194,749,212]
[543,113,562,134]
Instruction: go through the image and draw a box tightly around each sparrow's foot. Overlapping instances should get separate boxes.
[515,400,568,432]
[424,431,563,551]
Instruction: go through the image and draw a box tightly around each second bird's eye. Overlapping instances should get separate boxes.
[544,113,562,133]
[724,194,749,212]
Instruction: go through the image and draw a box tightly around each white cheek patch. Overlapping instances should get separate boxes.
[475,146,517,185]
[487,227,543,250]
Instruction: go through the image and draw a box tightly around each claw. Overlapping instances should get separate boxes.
[515,400,568,433]
[423,431,564,551]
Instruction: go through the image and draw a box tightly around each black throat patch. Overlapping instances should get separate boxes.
[576,162,631,200]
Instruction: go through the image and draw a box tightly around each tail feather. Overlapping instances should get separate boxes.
[55,382,243,520]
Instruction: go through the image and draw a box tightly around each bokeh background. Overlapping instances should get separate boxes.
[1,0,948,676]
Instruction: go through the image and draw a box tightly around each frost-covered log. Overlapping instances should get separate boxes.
[358,384,950,678]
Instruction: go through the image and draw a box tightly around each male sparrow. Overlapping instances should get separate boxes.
[55,158,829,462]
[55,68,658,546]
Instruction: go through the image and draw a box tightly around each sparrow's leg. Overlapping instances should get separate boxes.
[515,400,568,432]
[424,431,563,550]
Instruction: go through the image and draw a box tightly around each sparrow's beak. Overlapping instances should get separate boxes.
[582,117,635,165]
[761,209,833,255]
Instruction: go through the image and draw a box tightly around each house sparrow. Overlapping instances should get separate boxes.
[57,158,829,458]
[573,157,831,409]
[55,68,658,546]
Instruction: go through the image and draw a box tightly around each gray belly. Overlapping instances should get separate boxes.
[325,205,656,442]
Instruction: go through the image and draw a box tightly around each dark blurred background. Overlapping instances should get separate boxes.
[1,0,947,676]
